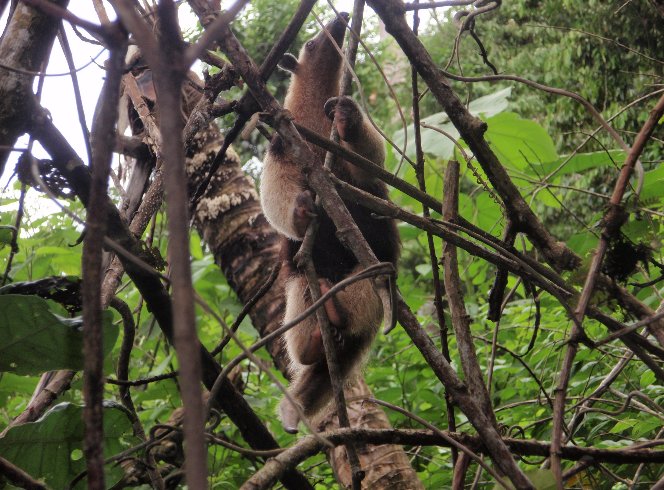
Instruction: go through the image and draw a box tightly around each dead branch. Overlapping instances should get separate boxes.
[242,427,664,489]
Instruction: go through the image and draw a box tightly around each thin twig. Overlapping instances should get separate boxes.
[551,93,664,487]
[410,0,457,464]
[367,398,510,488]
[57,25,92,163]
[210,263,281,357]
[1,183,26,285]
[106,371,178,386]
[110,297,166,490]
[81,35,126,488]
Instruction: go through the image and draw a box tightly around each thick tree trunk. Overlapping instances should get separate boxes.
[185,118,289,371]
[323,380,425,490]
[184,85,424,488]
[0,0,69,174]
[0,2,422,484]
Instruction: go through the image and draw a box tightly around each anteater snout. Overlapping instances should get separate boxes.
[325,12,349,45]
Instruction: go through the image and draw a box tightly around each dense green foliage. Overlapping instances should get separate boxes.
[421,0,663,153]
[1,1,663,488]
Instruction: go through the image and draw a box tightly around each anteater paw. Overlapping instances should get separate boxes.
[318,278,345,328]
[293,190,316,237]
[324,96,362,142]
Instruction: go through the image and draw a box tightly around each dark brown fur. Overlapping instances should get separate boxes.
[260,13,399,433]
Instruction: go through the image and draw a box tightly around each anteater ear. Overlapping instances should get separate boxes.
[278,53,299,74]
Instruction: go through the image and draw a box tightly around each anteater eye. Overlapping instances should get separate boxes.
[305,40,314,49]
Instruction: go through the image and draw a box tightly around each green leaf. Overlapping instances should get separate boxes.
[567,231,599,258]
[485,112,558,170]
[524,469,557,490]
[621,217,651,242]
[190,233,204,259]
[415,263,432,278]
[466,87,512,116]
[0,226,13,248]
[0,295,118,374]
[0,372,40,401]
[609,419,636,435]
[474,193,504,231]
[30,246,82,277]
[640,370,656,389]
[393,88,512,159]
[492,469,557,489]
[0,402,139,489]
[632,418,661,438]
[531,150,625,179]
[639,166,664,204]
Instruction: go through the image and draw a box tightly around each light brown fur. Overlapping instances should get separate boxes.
[279,267,382,430]
[259,13,399,433]
[260,15,345,239]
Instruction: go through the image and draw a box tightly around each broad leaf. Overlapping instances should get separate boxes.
[0,225,13,248]
[639,165,664,204]
[0,295,118,375]
[0,402,139,489]
[530,150,625,179]
[492,469,557,489]
[466,87,512,116]
[393,87,512,159]
[484,112,558,170]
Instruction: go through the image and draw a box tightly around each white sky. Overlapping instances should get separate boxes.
[1,0,431,226]
[1,1,360,184]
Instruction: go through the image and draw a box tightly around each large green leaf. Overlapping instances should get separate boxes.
[530,149,625,179]
[0,402,139,489]
[0,295,118,375]
[466,87,512,115]
[484,112,558,170]
[29,246,82,277]
[0,225,13,249]
[639,165,664,204]
[393,87,512,159]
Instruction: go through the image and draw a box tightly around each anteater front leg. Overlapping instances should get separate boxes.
[324,96,387,182]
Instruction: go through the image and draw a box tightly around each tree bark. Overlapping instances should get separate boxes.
[0,0,69,174]
[183,80,424,489]
[321,381,425,489]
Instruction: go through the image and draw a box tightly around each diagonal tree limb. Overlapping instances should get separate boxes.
[29,112,313,490]
[212,14,535,490]
[366,0,578,273]
[81,28,127,488]
[551,92,664,487]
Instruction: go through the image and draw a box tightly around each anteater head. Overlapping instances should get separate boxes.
[279,12,349,77]
[279,12,349,136]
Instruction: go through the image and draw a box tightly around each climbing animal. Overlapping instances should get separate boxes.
[260,12,399,433]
